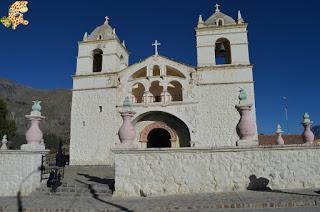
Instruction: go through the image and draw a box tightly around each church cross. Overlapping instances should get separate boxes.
[104,16,109,24]
[152,40,161,56]
[215,3,220,12]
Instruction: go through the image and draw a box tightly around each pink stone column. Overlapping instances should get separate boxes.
[236,104,256,142]
[275,124,285,145]
[25,117,43,144]
[301,113,314,144]
[118,111,136,144]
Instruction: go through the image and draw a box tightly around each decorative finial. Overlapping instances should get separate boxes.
[1,135,8,150]
[198,15,204,24]
[122,96,133,112]
[276,124,283,134]
[83,32,88,41]
[238,88,247,103]
[104,16,109,24]
[152,40,161,56]
[32,100,42,112]
[215,3,220,12]
[237,10,244,24]
[113,28,116,34]
[302,112,312,124]
[122,40,126,47]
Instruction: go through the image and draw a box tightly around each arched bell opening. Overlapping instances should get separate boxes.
[215,38,232,65]
[92,49,103,72]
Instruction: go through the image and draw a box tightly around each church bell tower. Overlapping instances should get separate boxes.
[76,17,129,76]
[196,4,250,67]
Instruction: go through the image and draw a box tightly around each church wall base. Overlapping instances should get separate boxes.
[112,145,320,197]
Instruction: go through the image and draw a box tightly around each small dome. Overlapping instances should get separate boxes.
[86,17,118,41]
[204,11,236,26]
[203,4,236,27]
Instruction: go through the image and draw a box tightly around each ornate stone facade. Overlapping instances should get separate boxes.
[70,5,257,165]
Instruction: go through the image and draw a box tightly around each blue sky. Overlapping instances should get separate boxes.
[0,0,319,134]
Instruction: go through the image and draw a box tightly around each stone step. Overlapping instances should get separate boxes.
[33,182,113,197]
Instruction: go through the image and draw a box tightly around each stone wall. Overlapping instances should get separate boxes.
[113,145,320,197]
[0,150,48,196]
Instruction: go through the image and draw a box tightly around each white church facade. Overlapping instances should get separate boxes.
[70,5,257,165]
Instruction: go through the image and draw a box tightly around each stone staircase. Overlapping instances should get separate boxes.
[31,165,114,198]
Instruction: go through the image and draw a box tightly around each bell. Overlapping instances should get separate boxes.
[217,42,226,52]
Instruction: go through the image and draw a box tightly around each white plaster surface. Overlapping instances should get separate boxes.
[113,145,320,197]
[0,150,48,196]
[70,8,258,165]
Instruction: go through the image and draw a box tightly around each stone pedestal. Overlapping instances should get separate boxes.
[23,110,46,150]
[301,113,314,144]
[235,103,257,146]
[275,124,285,145]
[1,135,8,150]
[118,111,136,144]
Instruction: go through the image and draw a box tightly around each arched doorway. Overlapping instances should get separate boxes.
[147,128,171,148]
[134,111,191,148]
[140,122,178,148]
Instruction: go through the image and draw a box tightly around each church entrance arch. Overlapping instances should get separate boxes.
[140,122,177,148]
[134,111,191,148]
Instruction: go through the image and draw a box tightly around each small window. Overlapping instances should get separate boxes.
[217,18,224,26]
[153,65,161,76]
[82,121,85,127]
[98,35,103,40]
[99,106,102,112]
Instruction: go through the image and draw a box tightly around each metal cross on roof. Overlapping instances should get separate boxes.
[152,40,161,56]
[215,3,220,12]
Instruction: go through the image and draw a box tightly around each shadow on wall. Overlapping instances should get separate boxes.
[247,174,320,197]
[247,175,271,191]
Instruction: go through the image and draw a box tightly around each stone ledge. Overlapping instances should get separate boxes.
[0,149,50,155]
[112,144,320,154]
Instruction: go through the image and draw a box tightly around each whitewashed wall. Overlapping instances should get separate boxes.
[0,150,48,196]
[113,145,320,197]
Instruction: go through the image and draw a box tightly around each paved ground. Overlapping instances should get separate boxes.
[0,165,319,211]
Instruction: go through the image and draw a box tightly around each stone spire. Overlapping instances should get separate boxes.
[198,15,204,27]
[237,10,244,24]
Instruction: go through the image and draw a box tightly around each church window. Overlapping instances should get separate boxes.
[217,19,224,26]
[99,106,102,112]
[132,83,145,103]
[82,121,85,127]
[152,65,161,76]
[167,81,183,102]
[166,66,186,78]
[130,67,147,79]
[98,35,103,40]
[149,81,163,103]
[92,49,103,72]
[215,38,232,65]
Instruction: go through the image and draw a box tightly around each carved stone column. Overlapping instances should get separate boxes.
[21,100,46,150]
[301,113,314,144]
[235,89,257,146]
[275,124,285,145]
[1,135,8,150]
[118,97,136,144]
